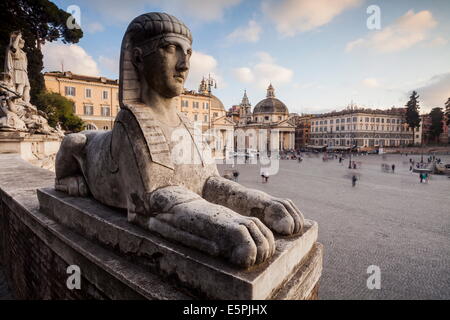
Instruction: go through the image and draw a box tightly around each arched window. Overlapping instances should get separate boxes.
[85,123,97,130]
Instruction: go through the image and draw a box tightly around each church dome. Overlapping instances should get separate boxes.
[210,94,225,111]
[253,84,288,115]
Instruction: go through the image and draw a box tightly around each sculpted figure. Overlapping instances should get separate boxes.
[55,13,304,268]
[5,31,30,104]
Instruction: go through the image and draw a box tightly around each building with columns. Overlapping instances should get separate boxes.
[309,106,414,150]
[232,84,296,152]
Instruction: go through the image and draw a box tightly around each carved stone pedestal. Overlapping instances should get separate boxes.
[37,188,323,300]
[0,132,61,170]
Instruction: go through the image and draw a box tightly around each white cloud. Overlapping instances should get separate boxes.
[346,10,437,53]
[362,78,380,88]
[226,20,262,43]
[86,22,105,34]
[79,0,241,23]
[185,51,223,90]
[233,52,293,89]
[233,68,254,83]
[99,56,119,76]
[42,42,100,76]
[429,36,448,47]
[262,0,361,36]
[415,72,450,110]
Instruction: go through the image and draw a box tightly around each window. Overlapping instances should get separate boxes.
[341,126,345,131]
[336,126,339,131]
[387,119,390,123]
[203,102,209,109]
[213,112,218,118]
[376,118,380,123]
[193,102,199,108]
[278,116,282,120]
[265,116,269,121]
[353,117,357,122]
[65,86,76,96]
[381,118,385,123]
[347,118,351,123]
[83,104,93,115]
[85,88,92,98]
[371,118,374,122]
[330,120,334,124]
[86,124,96,130]
[324,120,328,124]
[181,100,189,107]
[101,106,111,117]
[336,119,340,124]
[103,90,108,100]
[204,115,208,122]
[365,117,369,122]
[103,126,109,130]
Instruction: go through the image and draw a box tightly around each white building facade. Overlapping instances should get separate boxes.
[309,107,414,149]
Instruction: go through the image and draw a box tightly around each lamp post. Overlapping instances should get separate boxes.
[206,74,218,130]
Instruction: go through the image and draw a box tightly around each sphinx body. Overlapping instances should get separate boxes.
[55,13,304,268]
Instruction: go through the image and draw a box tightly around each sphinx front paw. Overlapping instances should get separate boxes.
[55,175,89,197]
[263,198,304,236]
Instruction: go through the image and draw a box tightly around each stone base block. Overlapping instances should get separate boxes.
[37,188,323,300]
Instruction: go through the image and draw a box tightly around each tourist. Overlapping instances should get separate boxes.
[233,170,239,182]
[391,164,395,173]
[419,173,423,183]
[352,175,357,187]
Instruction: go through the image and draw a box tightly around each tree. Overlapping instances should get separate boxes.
[0,0,83,105]
[405,91,421,144]
[35,91,84,132]
[445,97,450,126]
[429,107,444,144]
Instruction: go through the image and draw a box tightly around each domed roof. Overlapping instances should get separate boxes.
[210,94,225,111]
[253,84,288,114]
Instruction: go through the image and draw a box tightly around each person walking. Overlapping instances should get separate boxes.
[391,164,395,173]
[419,172,423,183]
[352,175,357,187]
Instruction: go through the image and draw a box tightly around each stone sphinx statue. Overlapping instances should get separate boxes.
[55,12,304,268]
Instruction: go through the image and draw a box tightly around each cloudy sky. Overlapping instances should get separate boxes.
[44,0,450,114]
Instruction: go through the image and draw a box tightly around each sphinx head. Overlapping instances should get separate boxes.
[120,13,193,104]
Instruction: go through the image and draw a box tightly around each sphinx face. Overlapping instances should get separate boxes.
[141,37,192,98]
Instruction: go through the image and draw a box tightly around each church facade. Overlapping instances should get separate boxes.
[231,84,296,153]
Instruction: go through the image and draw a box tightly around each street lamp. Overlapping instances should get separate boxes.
[206,74,218,130]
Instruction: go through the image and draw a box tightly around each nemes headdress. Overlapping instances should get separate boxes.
[119,12,192,107]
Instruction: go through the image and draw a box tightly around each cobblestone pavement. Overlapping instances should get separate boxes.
[218,153,450,299]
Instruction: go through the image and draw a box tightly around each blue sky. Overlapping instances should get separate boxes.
[44,0,450,114]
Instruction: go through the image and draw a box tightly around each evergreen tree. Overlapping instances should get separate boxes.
[405,91,421,144]
[35,91,84,133]
[445,97,450,126]
[429,107,444,144]
[0,0,83,105]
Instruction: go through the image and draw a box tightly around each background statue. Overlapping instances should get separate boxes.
[4,31,30,104]
[0,32,62,136]
[55,12,305,268]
